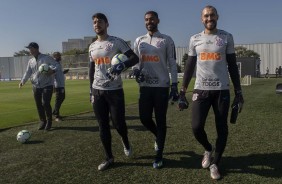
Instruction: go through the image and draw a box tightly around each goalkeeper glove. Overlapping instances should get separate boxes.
[178,89,189,111]
[63,69,69,74]
[106,62,126,81]
[133,69,145,83]
[169,83,179,104]
[230,90,244,124]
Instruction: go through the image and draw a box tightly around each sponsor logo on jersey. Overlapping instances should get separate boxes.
[199,52,221,61]
[94,57,111,65]
[201,77,221,87]
[141,55,160,62]
[105,43,113,51]
[145,76,159,84]
[206,40,213,45]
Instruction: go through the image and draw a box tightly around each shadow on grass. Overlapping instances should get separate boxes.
[135,151,202,169]
[52,126,100,132]
[136,151,282,179]
[62,115,96,121]
[222,152,282,178]
[25,140,44,144]
[0,127,11,132]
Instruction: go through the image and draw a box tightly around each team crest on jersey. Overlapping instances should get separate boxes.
[156,40,165,48]
[215,36,225,47]
[105,43,113,51]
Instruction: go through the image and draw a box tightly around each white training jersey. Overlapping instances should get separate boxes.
[21,54,58,88]
[54,62,65,88]
[89,36,131,90]
[188,29,235,90]
[134,31,178,87]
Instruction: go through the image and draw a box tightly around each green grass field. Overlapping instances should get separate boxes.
[0,80,140,129]
[1,78,282,183]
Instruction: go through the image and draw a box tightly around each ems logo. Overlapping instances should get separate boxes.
[105,43,113,51]
[215,36,225,47]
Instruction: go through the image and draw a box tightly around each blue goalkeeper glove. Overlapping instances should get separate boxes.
[106,62,126,81]
[169,83,179,104]
[133,69,145,83]
[178,89,189,111]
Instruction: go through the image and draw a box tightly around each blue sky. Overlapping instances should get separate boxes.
[0,0,281,57]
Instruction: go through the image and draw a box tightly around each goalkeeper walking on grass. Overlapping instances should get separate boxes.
[133,11,179,169]
[89,13,139,171]
[178,5,244,180]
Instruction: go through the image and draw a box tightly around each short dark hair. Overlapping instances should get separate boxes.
[92,13,108,23]
[202,5,218,16]
[145,11,158,19]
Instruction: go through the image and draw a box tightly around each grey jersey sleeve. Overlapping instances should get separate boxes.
[166,36,178,84]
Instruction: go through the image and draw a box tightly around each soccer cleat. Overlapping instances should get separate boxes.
[38,121,46,130]
[121,139,132,157]
[202,147,213,169]
[154,141,159,152]
[98,158,114,171]
[153,160,163,169]
[55,116,62,122]
[45,122,52,131]
[209,164,221,180]
[123,145,132,157]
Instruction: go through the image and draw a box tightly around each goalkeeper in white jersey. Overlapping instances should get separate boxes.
[133,11,179,169]
[179,6,244,180]
[89,13,139,171]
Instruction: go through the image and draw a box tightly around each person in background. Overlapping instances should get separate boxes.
[52,52,69,122]
[19,42,58,131]
[265,67,269,78]
[178,6,244,180]
[133,11,179,169]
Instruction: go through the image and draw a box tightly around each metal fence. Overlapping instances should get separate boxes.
[1,43,282,80]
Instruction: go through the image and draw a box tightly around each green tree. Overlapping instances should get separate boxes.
[13,50,31,57]
[62,49,86,56]
[235,46,260,58]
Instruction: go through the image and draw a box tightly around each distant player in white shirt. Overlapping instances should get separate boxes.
[89,13,139,171]
[133,11,179,169]
[179,6,244,180]
[52,52,68,122]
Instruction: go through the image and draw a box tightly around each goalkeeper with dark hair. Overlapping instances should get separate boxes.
[89,13,139,171]
[178,5,244,180]
[133,11,179,169]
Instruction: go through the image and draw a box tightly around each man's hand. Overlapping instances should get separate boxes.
[110,62,126,75]
[178,89,189,111]
[232,90,244,113]
[230,90,244,124]
[63,69,69,74]
[169,83,179,104]
[106,62,126,81]
[133,69,145,83]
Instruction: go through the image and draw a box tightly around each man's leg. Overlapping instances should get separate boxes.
[33,87,46,129]
[153,87,169,163]
[139,87,157,137]
[93,89,113,160]
[42,85,54,130]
